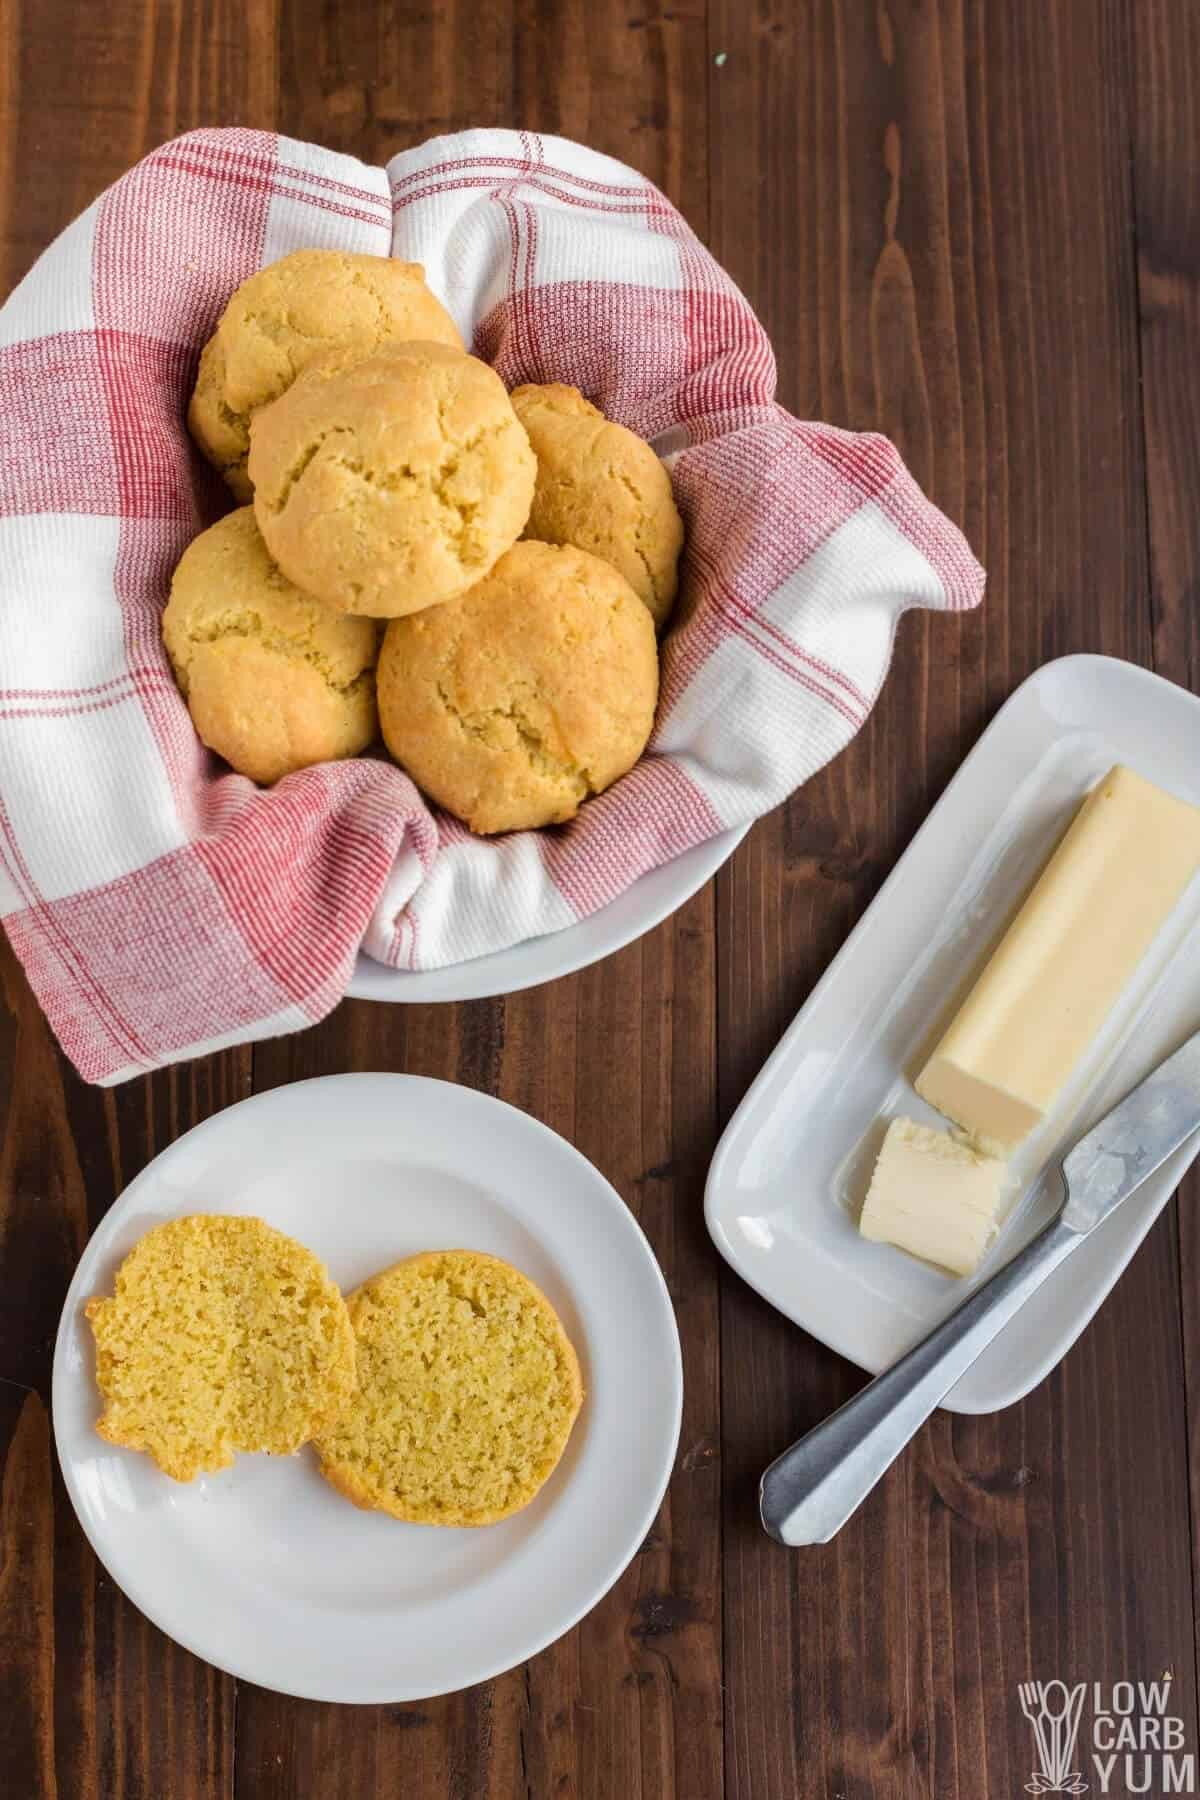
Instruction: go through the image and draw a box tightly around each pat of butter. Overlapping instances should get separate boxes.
[916,765,1200,1153]
[859,1118,1006,1276]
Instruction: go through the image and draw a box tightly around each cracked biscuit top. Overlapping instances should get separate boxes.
[248,340,536,619]
[162,506,379,785]
[510,382,684,631]
[376,539,659,834]
[187,249,464,503]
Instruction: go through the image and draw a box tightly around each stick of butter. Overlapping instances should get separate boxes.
[916,764,1200,1153]
[859,1117,1006,1276]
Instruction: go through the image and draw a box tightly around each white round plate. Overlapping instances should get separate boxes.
[346,825,748,1002]
[52,1074,683,1703]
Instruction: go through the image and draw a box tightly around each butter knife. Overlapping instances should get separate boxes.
[759,1024,1200,1546]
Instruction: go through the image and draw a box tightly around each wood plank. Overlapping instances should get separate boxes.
[1136,3,1200,692]
[0,2,274,1795]
[1132,0,1200,1731]
[0,941,248,1800]
[710,0,1198,1794]
[235,3,721,1796]
[278,0,515,158]
[1,0,277,295]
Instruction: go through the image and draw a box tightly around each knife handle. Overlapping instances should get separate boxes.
[759,1214,1080,1546]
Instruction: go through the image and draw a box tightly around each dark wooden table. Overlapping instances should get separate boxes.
[3,2,1199,1795]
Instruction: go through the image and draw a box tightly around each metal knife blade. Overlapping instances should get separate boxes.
[1062,1024,1200,1232]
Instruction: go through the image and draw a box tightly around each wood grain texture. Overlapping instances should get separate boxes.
[0,938,247,1800]
[710,1,1197,1796]
[1134,0,1200,1735]
[0,3,267,1797]
[3,2,1200,1797]
[1137,0,1200,694]
[0,0,277,296]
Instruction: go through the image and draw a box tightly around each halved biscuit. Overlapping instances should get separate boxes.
[86,1215,356,1483]
[316,1250,583,1527]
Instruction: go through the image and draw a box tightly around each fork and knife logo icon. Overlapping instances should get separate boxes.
[1019,1681,1089,1794]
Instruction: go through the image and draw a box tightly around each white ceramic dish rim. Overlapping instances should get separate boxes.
[346,825,749,1002]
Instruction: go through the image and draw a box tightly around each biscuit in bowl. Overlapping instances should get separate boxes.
[249,340,536,618]
[162,506,379,785]
[85,1214,356,1483]
[511,382,684,630]
[189,335,252,500]
[187,249,464,500]
[316,1249,583,1527]
[377,539,659,833]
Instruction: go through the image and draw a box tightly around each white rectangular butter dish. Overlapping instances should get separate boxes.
[705,655,1200,1412]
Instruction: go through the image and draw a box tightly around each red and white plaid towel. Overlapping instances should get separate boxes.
[0,128,983,1085]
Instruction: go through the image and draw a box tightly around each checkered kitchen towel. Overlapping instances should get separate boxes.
[0,128,984,1084]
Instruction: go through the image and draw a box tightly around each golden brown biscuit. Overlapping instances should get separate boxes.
[163,506,378,785]
[189,336,255,501]
[315,1250,583,1526]
[187,249,464,499]
[376,539,659,833]
[510,382,684,630]
[249,341,536,618]
[86,1214,357,1483]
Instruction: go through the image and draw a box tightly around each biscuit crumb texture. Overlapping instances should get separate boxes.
[377,540,659,833]
[187,249,464,499]
[316,1250,584,1527]
[249,340,536,618]
[511,382,684,629]
[163,506,378,784]
[85,1215,357,1483]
